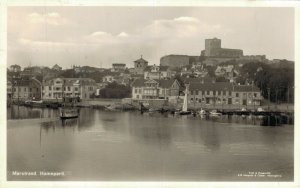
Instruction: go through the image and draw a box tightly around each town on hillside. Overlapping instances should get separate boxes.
[7,38,294,111]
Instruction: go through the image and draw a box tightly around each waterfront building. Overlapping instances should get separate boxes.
[131,78,180,100]
[143,65,174,80]
[42,78,97,100]
[188,82,262,107]
[8,77,42,100]
[133,56,148,75]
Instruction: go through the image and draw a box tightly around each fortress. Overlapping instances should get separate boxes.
[201,38,243,58]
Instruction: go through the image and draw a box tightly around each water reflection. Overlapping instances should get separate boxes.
[7,105,294,181]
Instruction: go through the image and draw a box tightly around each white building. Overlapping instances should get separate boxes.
[42,78,97,100]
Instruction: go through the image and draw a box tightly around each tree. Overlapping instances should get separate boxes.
[100,82,131,98]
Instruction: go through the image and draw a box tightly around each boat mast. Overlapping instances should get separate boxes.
[182,83,189,112]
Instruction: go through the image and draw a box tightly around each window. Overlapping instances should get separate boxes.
[196,90,199,95]
[218,91,221,95]
[24,88,27,92]
[254,93,257,98]
[75,87,79,91]
[223,91,226,95]
[213,91,216,95]
[49,86,52,90]
[236,93,239,97]
[68,87,71,91]
[206,91,209,95]
[229,91,232,96]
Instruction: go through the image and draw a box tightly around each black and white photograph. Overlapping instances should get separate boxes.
[1,1,299,187]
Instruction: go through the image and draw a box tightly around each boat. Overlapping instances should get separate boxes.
[198,108,207,115]
[209,110,222,116]
[59,107,79,119]
[175,84,191,115]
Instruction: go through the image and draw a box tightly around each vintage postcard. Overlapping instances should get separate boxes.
[0,1,299,188]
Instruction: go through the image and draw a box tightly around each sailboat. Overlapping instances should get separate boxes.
[175,84,192,115]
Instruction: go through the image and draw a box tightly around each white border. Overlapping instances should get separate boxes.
[0,1,299,188]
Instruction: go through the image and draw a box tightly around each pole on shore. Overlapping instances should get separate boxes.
[268,88,270,111]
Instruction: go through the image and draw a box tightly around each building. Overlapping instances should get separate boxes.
[112,63,126,72]
[144,65,174,80]
[160,55,200,68]
[202,38,243,58]
[102,75,116,83]
[7,80,12,99]
[215,65,238,79]
[131,78,180,100]
[9,64,21,72]
[188,82,262,107]
[52,64,62,71]
[8,77,42,100]
[133,56,149,75]
[42,78,97,100]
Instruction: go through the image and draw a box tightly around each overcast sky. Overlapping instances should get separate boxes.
[8,7,294,69]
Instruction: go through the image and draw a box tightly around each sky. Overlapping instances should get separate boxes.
[7,7,294,69]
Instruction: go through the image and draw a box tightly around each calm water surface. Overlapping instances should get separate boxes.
[7,105,294,181]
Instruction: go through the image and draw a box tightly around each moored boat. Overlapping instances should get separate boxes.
[198,108,207,115]
[59,107,79,119]
[209,110,222,116]
[176,84,191,115]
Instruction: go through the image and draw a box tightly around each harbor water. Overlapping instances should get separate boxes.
[7,105,294,181]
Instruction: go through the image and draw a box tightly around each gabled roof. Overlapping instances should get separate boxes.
[44,77,96,86]
[131,78,146,87]
[183,76,215,84]
[233,85,260,92]
[159,79,178,88]
[189,82,261,92]
[132,78,178,88]
[189,82,234,91]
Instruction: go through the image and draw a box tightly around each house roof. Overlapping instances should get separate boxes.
[132,78,178,88]
[112,63,126,66]
[189,82,260,92]
[159,79,177,88]
[44,78,96,86]
[233,85,260,92]
[183,76,215,84]
[144,65,169,72]
[134,57,148,64]
[189,82,233,91]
